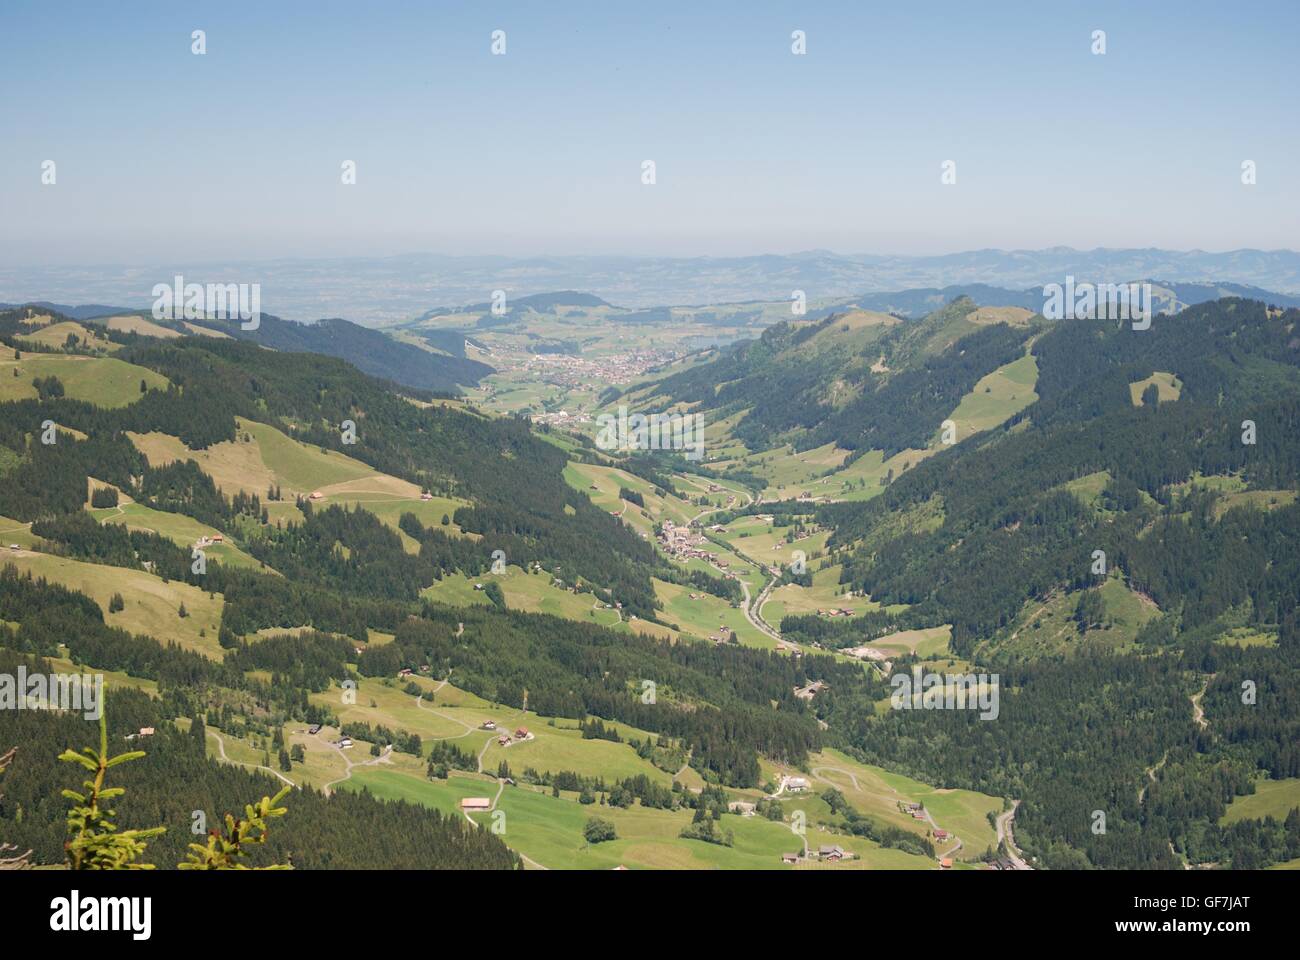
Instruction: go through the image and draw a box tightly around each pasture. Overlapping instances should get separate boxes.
[2,549,225,658]
[0,353,168,407]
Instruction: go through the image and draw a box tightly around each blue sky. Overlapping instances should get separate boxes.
[1,0,1296,265]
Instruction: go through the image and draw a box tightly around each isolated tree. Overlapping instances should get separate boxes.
[584,817,616,844]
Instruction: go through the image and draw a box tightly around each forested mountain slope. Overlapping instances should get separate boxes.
[621,297,1040,454]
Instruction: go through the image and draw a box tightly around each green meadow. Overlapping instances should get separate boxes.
[1221,778,1300,825]
[946,353,1039,438]
[4,550,225,658]
[0,353,168,407]
[92,499,263,570]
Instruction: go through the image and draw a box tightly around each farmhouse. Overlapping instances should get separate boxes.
[337,737,354,749]
[933,829,949,840]
[514,726,530,739]
[940,857,954,869]
[781,852,800,864]
[308,491,324,502]
[481,720,496,730]
[460,797,492,811]
[818,844,845,861]
[785,776,809,793]
[794,680,828,700]
[308,723,322,735]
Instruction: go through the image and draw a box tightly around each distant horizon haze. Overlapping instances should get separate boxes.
[5,246,1300,326]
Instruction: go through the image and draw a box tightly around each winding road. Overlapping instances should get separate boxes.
[994,801,1030,869]
[206,729,297,789]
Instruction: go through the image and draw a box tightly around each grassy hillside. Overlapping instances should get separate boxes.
[0,353,168,406]
[3,549,225,657]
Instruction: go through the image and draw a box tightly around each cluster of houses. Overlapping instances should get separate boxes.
[511,350,675,396]
[657,519,714,562]
[489,724,532,747]
[780,844,849,865]
[817,606,856,618]
[304,723,352,749]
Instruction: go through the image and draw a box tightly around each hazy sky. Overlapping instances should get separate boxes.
[2,0,1297,265]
